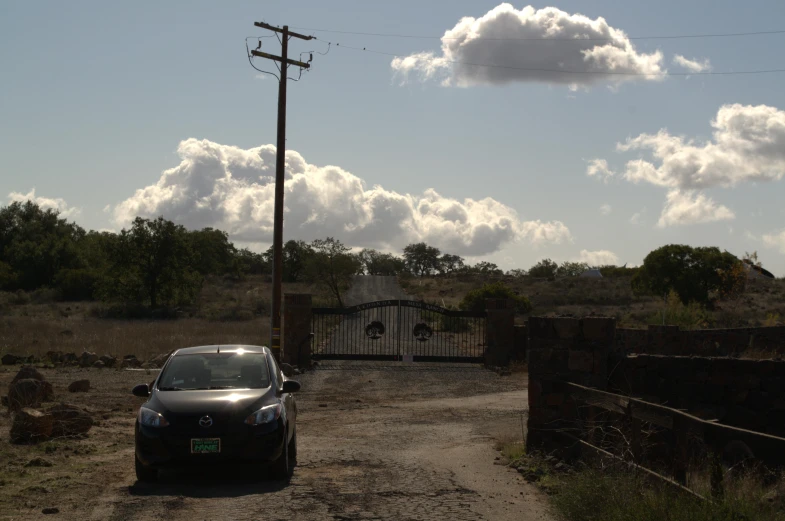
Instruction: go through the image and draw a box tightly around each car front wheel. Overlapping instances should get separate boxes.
[270,428,292,480]
[135,455,158,483]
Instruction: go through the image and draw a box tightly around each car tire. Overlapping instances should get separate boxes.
[289,428,297,465]
[270,428,291,481]
[135,455,158,483]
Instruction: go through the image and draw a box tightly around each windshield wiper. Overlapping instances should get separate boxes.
[207,386,236,390]
[157,386,184,391]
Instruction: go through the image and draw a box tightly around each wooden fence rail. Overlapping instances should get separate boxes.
[547,380,785,492]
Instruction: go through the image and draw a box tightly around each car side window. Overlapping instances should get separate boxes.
[268,354,284,388]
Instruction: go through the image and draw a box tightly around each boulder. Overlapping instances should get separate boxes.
[8,379,54,411]
[120,357,141,369]
[44,351,64,365]
[48,403,93,437]
[10,408,54,443]
[67,380,90,393]
[2,353,23,365]
[79,352,99,368]
[92,360,105,369]
[11,366,45,384]
[98,355,116,368]
[62,352,78,365]
[148,352,172,368]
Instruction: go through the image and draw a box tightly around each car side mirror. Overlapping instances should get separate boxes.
[132,384,150,398]
[281,380,301,394]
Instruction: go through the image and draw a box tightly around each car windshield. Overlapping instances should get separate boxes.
[157,352,270,390]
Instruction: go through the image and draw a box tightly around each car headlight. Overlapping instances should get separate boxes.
[244,403,282,426]
[138,407,169,428]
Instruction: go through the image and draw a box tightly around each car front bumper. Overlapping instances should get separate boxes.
[135,419,286,468]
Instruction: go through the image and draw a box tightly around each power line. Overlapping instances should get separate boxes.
[331,42,785,77]
[292,26,785,42]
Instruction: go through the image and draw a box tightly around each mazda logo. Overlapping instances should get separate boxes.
[198,415,213,428]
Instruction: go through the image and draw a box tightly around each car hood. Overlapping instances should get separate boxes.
[151,388,273,416]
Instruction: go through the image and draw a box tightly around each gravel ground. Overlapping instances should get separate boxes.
[2,277,553,520]
[1,363,553,521]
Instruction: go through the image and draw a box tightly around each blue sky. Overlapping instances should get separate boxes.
[2,1,785,274]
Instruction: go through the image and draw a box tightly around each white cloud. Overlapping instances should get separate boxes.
[390,4,666,88]
[763,230,785,254]
[656,190,734,227]
[672,54,711,73]
[587,159,615,182]
[617,104,785,190]
[599,203,612,215]
[576,249,619,266]
[8,189,81,218]
[113,138,572,256]
[630,208,646,225]
[598,103,785,227]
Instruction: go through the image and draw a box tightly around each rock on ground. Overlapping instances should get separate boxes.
[99,355,117,368]
[2,353,24,365]
[79,352,99,368]
[68,379,91,393]
[11,365,45,383]
[48,403,94,437]
[10,408,54,443]
[8,378,54,411]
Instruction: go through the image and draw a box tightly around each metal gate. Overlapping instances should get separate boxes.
[311,300,486,363]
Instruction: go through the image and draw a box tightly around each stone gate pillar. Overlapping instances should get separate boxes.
[526,316,615,452]
[485,299,516,367]
[283,294,312,367]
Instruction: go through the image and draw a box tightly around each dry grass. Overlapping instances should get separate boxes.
[0,316,271,361]
[0,275,340,360]
[399,274,785,329]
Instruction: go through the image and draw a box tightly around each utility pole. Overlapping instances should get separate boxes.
[250,22,313,361]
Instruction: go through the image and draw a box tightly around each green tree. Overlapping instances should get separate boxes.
[263,240,314,282]
[0,201,85,290]
[189,228,236,276]
[105,217,202,308]
[459,282,533,314]
[528,259,558,279]
[306,237,361,307]
[403,242,441,276]
[438,254,465,275]
[556,261,590,277]
[359,249,405,276]
[632,244,741,305]
[471,261,503,275]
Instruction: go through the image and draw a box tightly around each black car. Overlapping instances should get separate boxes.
[132,345,300,482]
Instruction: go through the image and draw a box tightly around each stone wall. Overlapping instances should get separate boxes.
[513,325,528,362]
[609,354,785,437]
[615,325,785,356]
[526,317,615,451]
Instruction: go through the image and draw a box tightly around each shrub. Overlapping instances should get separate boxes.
[648,290,712,329]
[54,268,103,301]
[438,313,470,332]
[528,259,558,279]
[459,282,533,314]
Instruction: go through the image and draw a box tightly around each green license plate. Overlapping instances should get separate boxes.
[191,438,221,454]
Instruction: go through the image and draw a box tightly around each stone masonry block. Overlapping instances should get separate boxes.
[552,318,581,339]
[528,317,557,339]
[582,317,616,341]
[568,350,594,373]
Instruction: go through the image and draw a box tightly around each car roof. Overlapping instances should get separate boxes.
[172,345,270,356]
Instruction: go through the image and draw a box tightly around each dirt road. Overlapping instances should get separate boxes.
[2,364,553,521]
